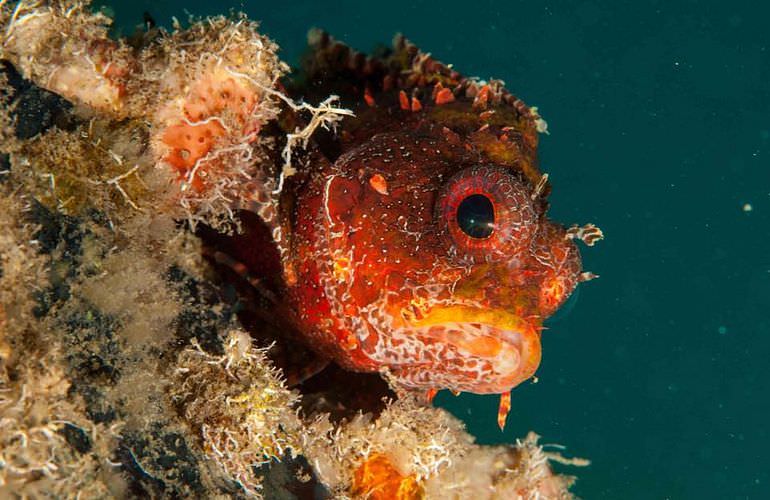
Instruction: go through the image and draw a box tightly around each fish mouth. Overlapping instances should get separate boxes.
[391,306,542,394]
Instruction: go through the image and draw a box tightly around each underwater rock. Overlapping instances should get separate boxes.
[0,60,76,140]
[0,1,587,498]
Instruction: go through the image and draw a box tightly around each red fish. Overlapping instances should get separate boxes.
[213,33,602,430]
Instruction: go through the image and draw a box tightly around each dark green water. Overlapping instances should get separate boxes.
[100,1,768,497]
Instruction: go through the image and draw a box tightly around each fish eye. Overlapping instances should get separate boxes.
[436,166,537,263]
[457,194,495,238]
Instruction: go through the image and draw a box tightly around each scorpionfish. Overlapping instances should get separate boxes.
[214,33,602,429]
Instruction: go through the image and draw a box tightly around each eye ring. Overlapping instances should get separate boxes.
[436,166,537,263]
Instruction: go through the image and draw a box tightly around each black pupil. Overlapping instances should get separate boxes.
[456,194,494,238]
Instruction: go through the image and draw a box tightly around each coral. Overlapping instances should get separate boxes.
[297,396,580,499]
[0,1,290,231]
[0,0,130,114]
[300,398,467,494]
[422,432,580,499]
[0,187,117,498]
[0,1,356,240]
[171,330,303,496]
[145,15,288,231]
[8,121,157,216]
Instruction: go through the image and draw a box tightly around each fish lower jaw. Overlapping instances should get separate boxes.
[373,321,542,395]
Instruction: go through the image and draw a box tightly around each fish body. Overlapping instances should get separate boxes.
[220,34,601,424]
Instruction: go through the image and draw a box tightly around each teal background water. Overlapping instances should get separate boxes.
[100,1,768,497]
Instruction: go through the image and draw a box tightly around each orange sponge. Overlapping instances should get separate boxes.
[161,71,261,191]
[351,453,424,499]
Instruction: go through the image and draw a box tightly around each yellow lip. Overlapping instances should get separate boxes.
[408,305,542,392]
[410,305,533,334]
